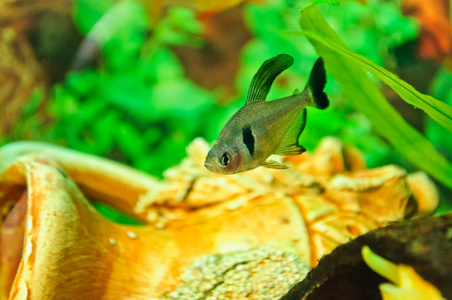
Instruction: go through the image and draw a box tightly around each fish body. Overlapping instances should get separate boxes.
[205,54,328,174]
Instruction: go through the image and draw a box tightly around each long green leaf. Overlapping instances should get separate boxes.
[299,5,452,189]
[299,30,452,132]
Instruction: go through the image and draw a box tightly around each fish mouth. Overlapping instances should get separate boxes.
[204,161,215,172]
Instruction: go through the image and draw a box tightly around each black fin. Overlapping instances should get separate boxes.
[242,125,255,155]
[306,58,329,109]
[246,54,294,104]
[275,108,307,156]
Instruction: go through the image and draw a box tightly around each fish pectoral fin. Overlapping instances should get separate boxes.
[246,54,294,104]
[275,108,307,156]
[262,160,289,169]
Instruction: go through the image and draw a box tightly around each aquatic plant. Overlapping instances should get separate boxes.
[298,3,452,189]
[1,1,450,298]
[3,0,451,214]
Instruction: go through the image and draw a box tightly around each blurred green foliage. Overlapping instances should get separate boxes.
[47,0,222,176]
[297,17,452,189]
[6,0,452,213]
[239,0,420,166]
[93,202,143,225]
[427,67,452,214]
[427,68,452,160]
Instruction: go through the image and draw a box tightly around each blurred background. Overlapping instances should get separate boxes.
[0,0,451,216]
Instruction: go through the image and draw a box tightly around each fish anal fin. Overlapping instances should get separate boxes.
[275,144,306,156]
[262,160,289,169]
[275,108,307,156]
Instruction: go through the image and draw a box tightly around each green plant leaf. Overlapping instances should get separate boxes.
[297,30,452,132]
[116,122,145,159]
[308,0,339,6]
[426,68,452,160]
[153,7,204,47]
[299,5,452,189]
[66,70,98,95]
[72,0,112,35]
[139,47,184,83]
[92,202,142,225]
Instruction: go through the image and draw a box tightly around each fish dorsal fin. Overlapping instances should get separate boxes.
[246,54,294,105]
[262,159,289,169]
[274,108,307,156]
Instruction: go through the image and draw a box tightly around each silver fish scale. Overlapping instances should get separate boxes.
[162,245,310,300]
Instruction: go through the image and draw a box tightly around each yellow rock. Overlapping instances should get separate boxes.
[0,137,439,299]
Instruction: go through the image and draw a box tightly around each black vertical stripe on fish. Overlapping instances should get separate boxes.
[242,125,255,155]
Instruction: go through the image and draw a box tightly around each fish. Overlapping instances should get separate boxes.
[204,54,329,174]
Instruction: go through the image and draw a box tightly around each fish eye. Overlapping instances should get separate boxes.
[220,152,230,167]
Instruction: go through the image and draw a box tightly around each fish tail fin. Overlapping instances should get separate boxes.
[305,58,329,109]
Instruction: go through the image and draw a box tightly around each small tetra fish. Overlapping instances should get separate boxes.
[204,54,329,174]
